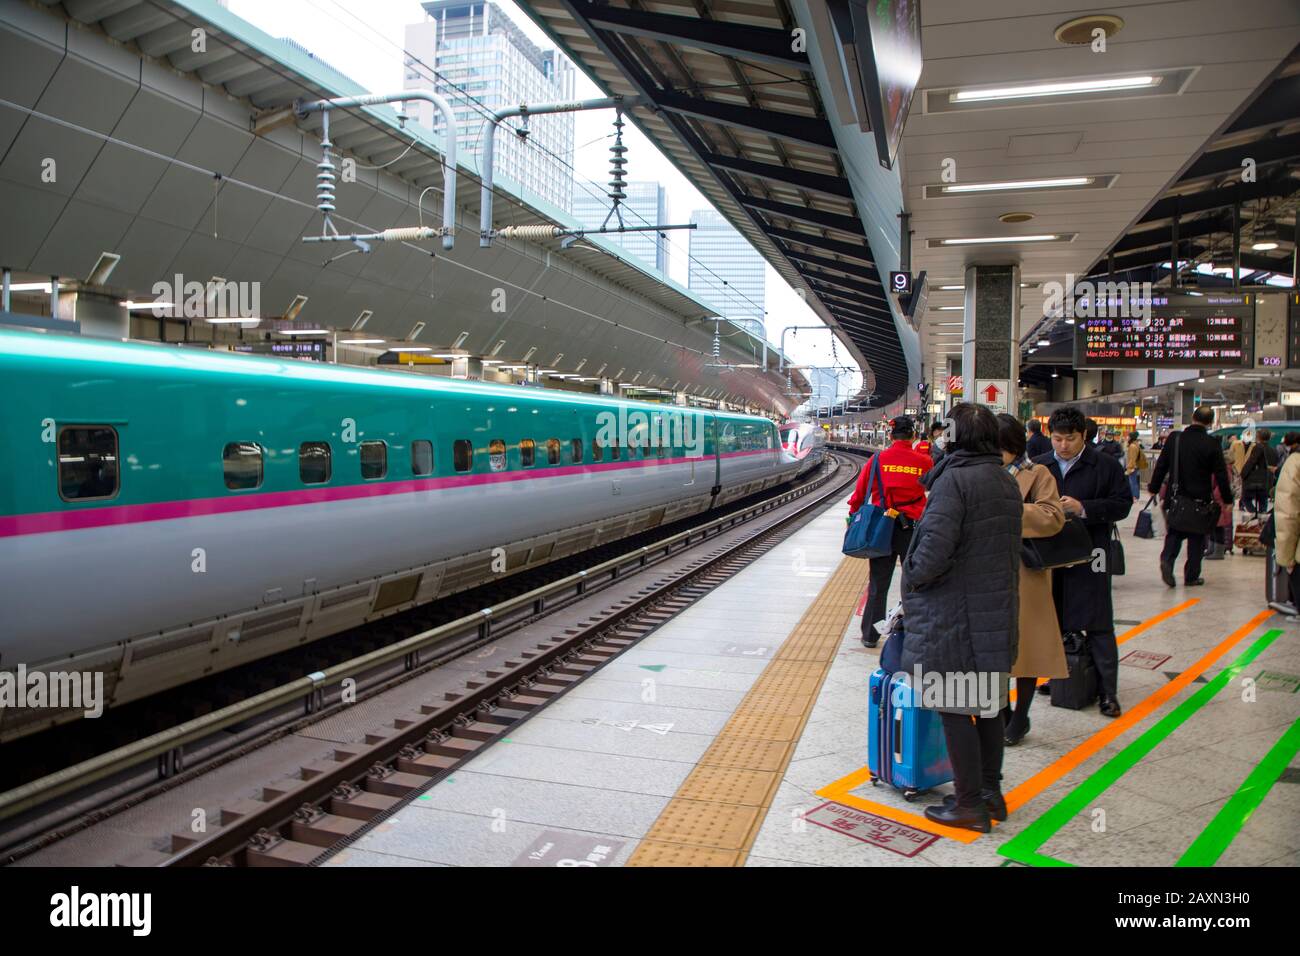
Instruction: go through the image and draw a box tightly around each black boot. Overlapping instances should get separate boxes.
[1004,714,1030,746]
[925,801,991,833]
[942,789,1007,822]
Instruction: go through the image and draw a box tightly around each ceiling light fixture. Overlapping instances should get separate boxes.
[936,234,1067,246]
[952,75,1158,104]
[339,338,385,345]
[944,177,1091,193]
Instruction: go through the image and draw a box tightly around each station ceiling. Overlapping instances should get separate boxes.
[514,0,912,409]
[900,0,1300,382]
[0,0,807,412]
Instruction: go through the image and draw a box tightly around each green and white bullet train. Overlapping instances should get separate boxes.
[0,330,804,740]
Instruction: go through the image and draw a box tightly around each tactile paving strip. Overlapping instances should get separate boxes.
[627,554,870,866]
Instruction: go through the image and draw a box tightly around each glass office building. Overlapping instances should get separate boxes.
[687,208,766,327]
[571,181,668,274]
[404,2,575,212]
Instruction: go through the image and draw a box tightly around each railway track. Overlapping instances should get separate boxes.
[1,451,865,865]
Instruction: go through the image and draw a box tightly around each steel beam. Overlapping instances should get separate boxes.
[572,1,812,72]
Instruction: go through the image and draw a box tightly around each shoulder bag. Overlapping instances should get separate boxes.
[1020,467,1094,570]
[842,456,896,558]
[1165,433,1220,535]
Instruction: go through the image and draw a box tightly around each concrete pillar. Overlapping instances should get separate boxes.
[1175,388,1195,426]
[599,378,615,395]
[961,264,1020,413]
[72,289,128,338]
[673,390,688,406]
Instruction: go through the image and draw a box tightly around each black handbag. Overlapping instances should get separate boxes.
[1165,433,1220,535]
[1133,496,1156,539]
[1109,525,1126,575]
[1022,515,1094,570]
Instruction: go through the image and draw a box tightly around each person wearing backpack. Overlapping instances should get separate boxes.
[1240,429,1277,517]
[1124,432,1147,503]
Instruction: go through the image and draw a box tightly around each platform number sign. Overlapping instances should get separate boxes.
[889,271,913,297]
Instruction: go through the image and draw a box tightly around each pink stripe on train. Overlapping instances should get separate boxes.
[0,448,778,538]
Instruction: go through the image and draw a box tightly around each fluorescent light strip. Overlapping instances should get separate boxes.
[952,75,1158,103]
[943,177,1092,194]
[281,329,329,335]
[339,338,386,345]
[939,235,1060,246]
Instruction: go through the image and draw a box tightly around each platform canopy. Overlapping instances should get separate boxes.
[514,0,919,410]
[0,0,808,413]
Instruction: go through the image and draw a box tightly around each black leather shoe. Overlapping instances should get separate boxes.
[943,790,1008,822]
[1185,578,1205,586]
[1036,681,1051,696]
[1160,560,1176,587]
[861,635,879,648]
[1004,715,1031,746]
[925,802,991,833]
[1099,696,1122,718]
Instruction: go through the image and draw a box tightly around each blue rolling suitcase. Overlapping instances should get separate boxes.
[867,668,953,800]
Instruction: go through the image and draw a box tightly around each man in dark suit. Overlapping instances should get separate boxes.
[1026,418,1052,459]
[1148,405,1233,587]
[1035,406,1133,717]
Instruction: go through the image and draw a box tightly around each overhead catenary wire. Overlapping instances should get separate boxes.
[310,0,777,327]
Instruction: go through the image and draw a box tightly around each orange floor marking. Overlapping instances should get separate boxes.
[819,598,1246,841]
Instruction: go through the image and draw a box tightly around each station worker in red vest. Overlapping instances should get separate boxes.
[847,415,932,647]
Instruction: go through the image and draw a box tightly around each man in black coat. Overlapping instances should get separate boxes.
[1034,407,1133,717]
[1026,419,1052,459]
[1147,405,1233,586]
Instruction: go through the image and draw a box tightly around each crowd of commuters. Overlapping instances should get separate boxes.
[845,404,1138,831]
[844,399,1300,829]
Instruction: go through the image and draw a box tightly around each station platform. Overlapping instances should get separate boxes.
[328,503,1300,868]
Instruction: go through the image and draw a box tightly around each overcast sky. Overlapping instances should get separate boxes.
[225,0,861,402]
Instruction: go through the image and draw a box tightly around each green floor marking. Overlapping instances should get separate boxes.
[1176,718,1300,867]
[998,629,1284,867]
[639,664,667,672]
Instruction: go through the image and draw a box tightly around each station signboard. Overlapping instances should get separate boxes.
[1074,291,1254,369]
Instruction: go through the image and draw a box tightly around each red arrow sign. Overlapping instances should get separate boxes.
[982,383,1002,403]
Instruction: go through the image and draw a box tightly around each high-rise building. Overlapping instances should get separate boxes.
[404,2,575,213]
[808,367,841,411]
[571,181,668,274]
[687,208,766,328]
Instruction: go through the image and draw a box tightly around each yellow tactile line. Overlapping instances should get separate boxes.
[625,555,870,866]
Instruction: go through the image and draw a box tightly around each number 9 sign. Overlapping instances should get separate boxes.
[889,271,912,296]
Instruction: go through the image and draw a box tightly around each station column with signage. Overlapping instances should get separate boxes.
[962,264,1020,415]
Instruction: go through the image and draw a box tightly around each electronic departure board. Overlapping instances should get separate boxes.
[1073,291,1255,369]
[1288,292,1300,369]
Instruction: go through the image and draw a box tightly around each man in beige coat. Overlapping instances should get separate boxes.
[996,414,1068,746]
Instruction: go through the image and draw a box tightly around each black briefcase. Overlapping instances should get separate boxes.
[1051,632,1099,710]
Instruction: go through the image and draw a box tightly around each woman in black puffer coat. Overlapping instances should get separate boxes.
[900,402,1023,832]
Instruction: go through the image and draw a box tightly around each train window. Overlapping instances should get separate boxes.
[299,442,331,484]
[58,426,119,501]
[611,439,620,460]
[520,438,536,467]
[453,439,473,473]
[546,438,560,465]
[222,442,263,491]
[411,440,433,476]
[489,439,507,472]
[591,438,603,462]
[360,441,387,480]
[571,438,583,464]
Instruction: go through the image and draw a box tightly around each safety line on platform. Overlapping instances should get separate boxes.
[1176,717,1300,867]
[999,623,1283,866]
